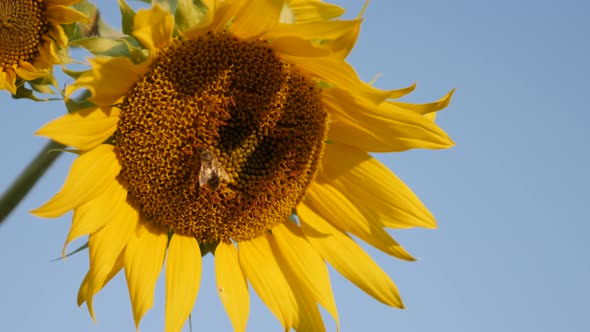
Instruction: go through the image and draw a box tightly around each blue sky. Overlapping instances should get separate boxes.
[1,0,589,331]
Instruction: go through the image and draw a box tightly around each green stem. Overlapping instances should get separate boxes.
[0,140,65,226]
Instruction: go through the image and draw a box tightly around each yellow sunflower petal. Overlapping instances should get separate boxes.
[46,0,82,6]
[133,4,174,54]
[0,70,16,94]
[215,241,250,332]
[267,20,361,42]
[371,80,416,98]
[298,204,404,308]
[36,36,59,67]
[181,0,241,38]
[238,235,298,330]
[31,145,121,218]
[46,5,91,24]
[165,234,202,332]
[14,62,49,80]
[271,222,340,329]
[77,249,124,310]
[281,55,399,104]
[63,178,126,257]
[270,36,330,57]
[389,89,455,115]
[229,0,283,39]
[326,19,361,59]
[85,200,138,319]
[288,0,345,23]
[36,107,120,150]
[125,220,168,329]
[291,287,325,332]
[321,143,436,229]
[425,112,437,122]
[323,88,454,152]
[48,24,68,47]
[65,57,149,107]
[304,183,415,261]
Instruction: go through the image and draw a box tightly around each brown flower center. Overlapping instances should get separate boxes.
[0,0,49,70]
[115,32,328,243]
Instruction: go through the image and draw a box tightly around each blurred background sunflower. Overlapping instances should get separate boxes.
[0,0,89,95]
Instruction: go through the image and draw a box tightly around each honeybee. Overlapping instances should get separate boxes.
[199,148,230,188]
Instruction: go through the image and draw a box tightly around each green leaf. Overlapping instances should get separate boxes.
[51,241,89,262]
[64,90,96,113]
[70,37,132,57]
[119,0,137,36]
[12,85,60,102]
[29,75,59,94]
[175,0,205,31]
[156,0,179,13]
[199,240,219,256]
[62,68,88,80]
[121,37,150,63]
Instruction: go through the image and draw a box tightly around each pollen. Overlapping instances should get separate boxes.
[0,0,49,70]
[115,32,328,243]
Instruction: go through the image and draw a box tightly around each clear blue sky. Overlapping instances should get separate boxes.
[1,0,589,331]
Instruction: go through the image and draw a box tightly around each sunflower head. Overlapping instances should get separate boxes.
[115,31,328,242]
[33,1,455,331]
[0,0,90,96]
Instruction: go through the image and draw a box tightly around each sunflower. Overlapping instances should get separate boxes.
[0,0,89,94]
[33,1,454,331]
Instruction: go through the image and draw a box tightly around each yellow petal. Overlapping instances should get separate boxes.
[389,82,416,98]
[271,36,330,57]
[298,204,404,308]
[181,0,241,38]
[290,288,325,332]
[133,4,174,54]
[31,145,121,218]
[282,55,399,104]
[326,19,361,59]
[425,112,437,122]
[269,226,327,332]
[215,241,250,332]
[320,143,436,229]
[390,89,455,115]
[165,234,202,332]
[85,200,138,319]
[323,88,454,152]
[36,36,58,67]
[46,5,91,24]
[125,220,168,329]
[288,0,345,23]
[305,183,415,261]
[77,249,124,311]
[270,222,339,329]
[63,178,127,257]
[267,20,361,42]
[49,23,68,47]
[66,57,148,107]
[238,235,298,330]
[46,0,82,6]
[36,107,120,150]
[14,62,49,80]
[229,0,283,39]
[0,69,16,94]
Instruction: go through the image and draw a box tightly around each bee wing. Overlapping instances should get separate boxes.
[212,158,231,182]
[199,161,214,187]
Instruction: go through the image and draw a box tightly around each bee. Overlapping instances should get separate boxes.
[199,148,231,188]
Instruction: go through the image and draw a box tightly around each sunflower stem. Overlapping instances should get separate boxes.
[0,140,65,226]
